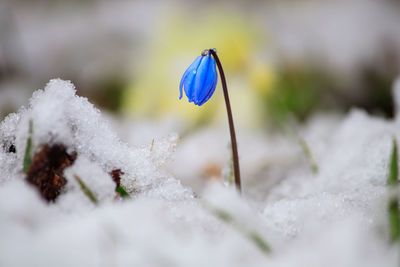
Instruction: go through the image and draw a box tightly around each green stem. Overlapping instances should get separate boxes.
[23,120,33,173]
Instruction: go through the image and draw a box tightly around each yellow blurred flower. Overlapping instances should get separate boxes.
[249,62,277,96]
[122,8,276,128]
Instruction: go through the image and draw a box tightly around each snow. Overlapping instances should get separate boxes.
[1,78,400,266]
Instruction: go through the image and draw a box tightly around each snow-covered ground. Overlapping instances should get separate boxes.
[0,78,399,266]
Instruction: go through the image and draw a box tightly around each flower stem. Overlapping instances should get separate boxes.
[209,49,242,193]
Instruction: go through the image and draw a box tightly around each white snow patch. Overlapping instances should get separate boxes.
[1,78,400,266]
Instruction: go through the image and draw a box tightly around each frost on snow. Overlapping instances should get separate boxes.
[0,79,191,202]
[0,78,400,266]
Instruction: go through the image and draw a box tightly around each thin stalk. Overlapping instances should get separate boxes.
[388,137,400,242]
[23,120,33,173]
[74,174,98,205]
[209,49,241,193]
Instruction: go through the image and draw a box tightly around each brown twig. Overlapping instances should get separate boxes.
[209,49,241,193]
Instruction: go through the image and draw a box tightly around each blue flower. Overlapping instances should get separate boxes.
[179,52,218,106]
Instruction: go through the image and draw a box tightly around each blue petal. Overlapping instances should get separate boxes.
[197,57,217,106]
[198,69,217,106]
[193,55,215,105]
[179,56,202,100]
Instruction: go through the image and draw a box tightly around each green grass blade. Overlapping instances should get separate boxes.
[211,206,271,254]
[247,232,271,253]
[74,174,98,204]
[23,120,33,173]
[116,185,130,198]
[388,138,398,186]
[389,200,400,242]
[299,138,318,174]
[214,208,234,223]
[388,137,400,243]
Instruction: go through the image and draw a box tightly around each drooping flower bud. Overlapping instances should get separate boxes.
[179,51,218,106]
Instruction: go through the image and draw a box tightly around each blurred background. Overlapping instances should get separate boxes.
[1,0,400,127]
[1,0,400,193]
